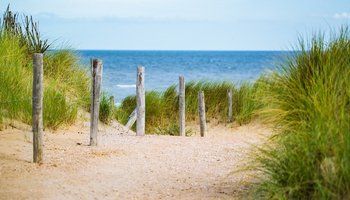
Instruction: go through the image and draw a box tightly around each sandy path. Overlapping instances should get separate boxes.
[0,121,270,200]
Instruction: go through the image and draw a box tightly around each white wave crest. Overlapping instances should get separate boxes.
[116,84,136,88]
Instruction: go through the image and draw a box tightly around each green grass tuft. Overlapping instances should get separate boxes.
[99,92,115,124]
[253,26,350,199]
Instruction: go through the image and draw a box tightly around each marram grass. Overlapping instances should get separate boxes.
[253,27,350,199]
[0,7,91,129]
[115,80,262,134]
[0,34,91,129]
[99,92,115,124]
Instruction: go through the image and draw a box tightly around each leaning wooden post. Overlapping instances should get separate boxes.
[179,76,185,136]
[125,108,137,129]
[136,66,145,136]
[198,91,207,137]
[32,53,44,163]
[228,89,233,122]
[90,59,103,146]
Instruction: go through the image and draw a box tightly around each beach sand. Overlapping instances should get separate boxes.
[0,119,271,199]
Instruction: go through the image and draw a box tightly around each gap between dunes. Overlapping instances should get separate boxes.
[0,120,271,200]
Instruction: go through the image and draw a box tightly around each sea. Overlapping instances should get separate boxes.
[78,50,289,104]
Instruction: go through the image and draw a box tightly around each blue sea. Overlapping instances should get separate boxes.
[78,51,289,104]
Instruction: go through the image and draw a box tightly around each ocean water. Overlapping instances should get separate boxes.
[78,50,288,104]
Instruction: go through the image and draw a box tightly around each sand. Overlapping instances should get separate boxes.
[0,120,271,200]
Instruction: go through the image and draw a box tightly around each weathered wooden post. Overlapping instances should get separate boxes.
[179,76,185,136]
[136,66,145,136]
[32,53,43,163]
[125,108,137,129]
[90,59,103,146]
[228,89,233,122]
[198,91,207,137]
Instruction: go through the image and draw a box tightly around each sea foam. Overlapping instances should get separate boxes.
[116,84,136,88]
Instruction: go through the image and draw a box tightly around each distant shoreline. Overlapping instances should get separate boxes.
[74,49,295,52]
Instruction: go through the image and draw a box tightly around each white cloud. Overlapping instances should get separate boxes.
[333,12,350,19]
[3,0,234,22]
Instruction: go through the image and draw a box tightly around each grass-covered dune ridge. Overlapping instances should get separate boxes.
[0,7,91,129]
[0,35,91,129]
[254,27,350,199]
[115,80,264,134]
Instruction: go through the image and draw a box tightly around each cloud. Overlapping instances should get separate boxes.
[3,0,236,23]
[333,12,350,19]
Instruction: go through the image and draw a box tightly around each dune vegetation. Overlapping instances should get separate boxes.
[1,4,349,199]
[115,80,264,134]
[253,27,350,199]
[115,27,350,199]
[0,6,91,130]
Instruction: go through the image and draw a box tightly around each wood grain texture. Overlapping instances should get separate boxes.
[136,66,145,136]
[32,53,43,163]
[179,76,185,136]
[90,59,103,146]
[125,108,137,129]
[198,91,207,137]
[228,89,233,122]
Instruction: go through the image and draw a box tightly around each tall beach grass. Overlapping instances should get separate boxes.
[253,27,350,199]
[115,80,263,134]
[0,6,91,130]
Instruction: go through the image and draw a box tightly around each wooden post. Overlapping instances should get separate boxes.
[198,91,207,137]
[136,66,145,136]
[228,89,233,122]
[90,59,103,146]
[179,76,185,136]
[125,108,137,129]
[32,53,44,163]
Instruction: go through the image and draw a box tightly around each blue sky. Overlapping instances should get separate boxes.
[2,0,350,50]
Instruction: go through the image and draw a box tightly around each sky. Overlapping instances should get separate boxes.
[2,0,350,50]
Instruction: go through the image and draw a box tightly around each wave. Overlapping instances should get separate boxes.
[116,84,136,88]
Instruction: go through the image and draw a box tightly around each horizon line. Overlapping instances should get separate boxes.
[58,49,294,52]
